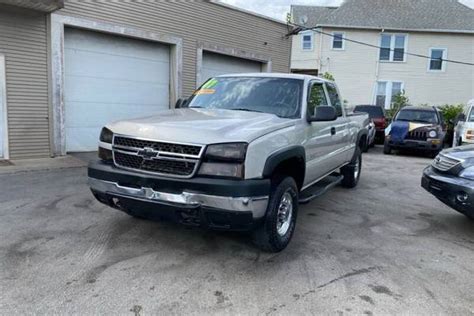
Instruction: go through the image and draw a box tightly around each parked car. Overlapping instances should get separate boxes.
[453,99,474,147]
[384,106,446,157]
[354,105,386,143]
[88,74,369,252]
[422,145,474,220]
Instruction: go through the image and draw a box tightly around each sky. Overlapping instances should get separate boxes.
[220,0,474,21]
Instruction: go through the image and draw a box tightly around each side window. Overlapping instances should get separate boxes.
[307,83,328,116]
[325,83,343,116]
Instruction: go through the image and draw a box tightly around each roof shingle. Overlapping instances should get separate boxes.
[291,0,474,33]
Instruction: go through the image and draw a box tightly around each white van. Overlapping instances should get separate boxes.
[453,99,474,147]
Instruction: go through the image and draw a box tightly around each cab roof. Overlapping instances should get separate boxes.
[215,72,331,83]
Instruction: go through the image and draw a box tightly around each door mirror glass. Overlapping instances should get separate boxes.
[175,98,188,108]
[455,112,466,124]
[308,105,338,122]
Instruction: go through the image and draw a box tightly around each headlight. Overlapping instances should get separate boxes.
[197,142,248,179]
[99,127,113,143]
[459,166,474,180]
[198,162,244,179]
[205,142,247,162]
[98,147,113,162]
[428,130,437,138]
[466,130,474,140]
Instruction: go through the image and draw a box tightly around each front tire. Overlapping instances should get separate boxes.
[253,176,298,253]
[341,147,362,188]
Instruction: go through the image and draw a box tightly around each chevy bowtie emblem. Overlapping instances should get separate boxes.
[137,147,159,160]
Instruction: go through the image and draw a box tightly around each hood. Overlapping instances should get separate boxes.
[442,144,474,160]
[106,108,296,145]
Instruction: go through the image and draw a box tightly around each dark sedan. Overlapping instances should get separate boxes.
[422,145,474,219]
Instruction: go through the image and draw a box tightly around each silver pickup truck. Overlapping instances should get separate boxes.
[88,73,369,252]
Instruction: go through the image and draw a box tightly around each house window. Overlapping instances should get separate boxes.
[302,32,313,50]
[429,48,447,71]
[332,32,345,50]
[379,34,407,62]
[376,81,404,109]
[376,82,387,108]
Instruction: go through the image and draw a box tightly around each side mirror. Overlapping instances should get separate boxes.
[455,112,466,123]
[175,98,188,109]
[308,106,337,122]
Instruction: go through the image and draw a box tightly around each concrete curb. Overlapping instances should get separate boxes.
[0,155,88,175]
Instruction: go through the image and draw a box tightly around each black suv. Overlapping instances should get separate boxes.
[384,106,446,157]
[422,145,474,219]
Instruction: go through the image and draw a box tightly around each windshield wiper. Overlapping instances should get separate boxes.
[229,108,264,113]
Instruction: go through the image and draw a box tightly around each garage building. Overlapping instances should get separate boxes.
[0,0,290,159]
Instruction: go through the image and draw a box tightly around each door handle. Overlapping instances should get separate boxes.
[331,127,336,135]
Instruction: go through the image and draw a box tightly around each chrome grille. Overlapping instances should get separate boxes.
[432,154,462,172]
[114,136,201,157]
[112,135,203,178]
[406,130,427,141]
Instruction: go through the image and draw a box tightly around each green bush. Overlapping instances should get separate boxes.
[320,72,335,81]
[386,92,410,120]
[438,104,465,130]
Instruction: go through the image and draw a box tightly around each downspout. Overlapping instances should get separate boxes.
[373,28,383,105]
[318,27,323,74]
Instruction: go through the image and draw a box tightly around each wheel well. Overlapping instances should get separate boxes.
[272,157,305,191]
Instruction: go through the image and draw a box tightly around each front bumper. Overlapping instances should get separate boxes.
[88,160,270,230]
[388,139,443,151]
[421,166,474,216]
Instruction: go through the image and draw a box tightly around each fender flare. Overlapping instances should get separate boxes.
[262,145,306,178]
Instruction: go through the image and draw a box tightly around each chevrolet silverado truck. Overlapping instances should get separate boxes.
[88,74,369,252]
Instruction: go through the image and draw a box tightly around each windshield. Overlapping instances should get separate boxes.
[354,105,384,118]
[469,107,474,122]
[395,109,438,124]
[187,77,304,118]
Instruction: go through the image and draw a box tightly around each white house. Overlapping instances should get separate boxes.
[290,0,474,109]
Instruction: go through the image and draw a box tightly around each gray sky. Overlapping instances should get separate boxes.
[220,0,474,21]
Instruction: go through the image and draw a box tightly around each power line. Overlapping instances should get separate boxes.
[287,23,474,67]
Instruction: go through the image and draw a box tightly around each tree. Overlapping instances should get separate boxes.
[320,72,335,81]
[386,91,409,120]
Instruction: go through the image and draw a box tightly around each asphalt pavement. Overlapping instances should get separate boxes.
[1,147,473,315]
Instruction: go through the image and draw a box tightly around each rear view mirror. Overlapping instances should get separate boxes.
[175,98,188,109]
[308,106,337,122]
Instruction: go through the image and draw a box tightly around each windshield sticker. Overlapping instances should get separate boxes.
[202,78,218,89]
[195,88,215,95]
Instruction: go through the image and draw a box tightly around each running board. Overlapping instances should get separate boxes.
[299,173,343,204]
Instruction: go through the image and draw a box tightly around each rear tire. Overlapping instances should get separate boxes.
[362,137,369,153]
[252,176,298,253]
[341,147,362,188]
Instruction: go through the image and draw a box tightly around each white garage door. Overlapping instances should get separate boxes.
[64,28,170,152]
[199,51,262,86]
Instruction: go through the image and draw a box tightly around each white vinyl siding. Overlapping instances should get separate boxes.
[379,33,407,62]
[0,55,6,158]
[428,48,447,72]
[332,32,345,50]
[64,27,170,152]
[311,28,472,107]
[376,81,404,109]
[301,31,313,50]
[0,9,50,159]
[199,52,262,86]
